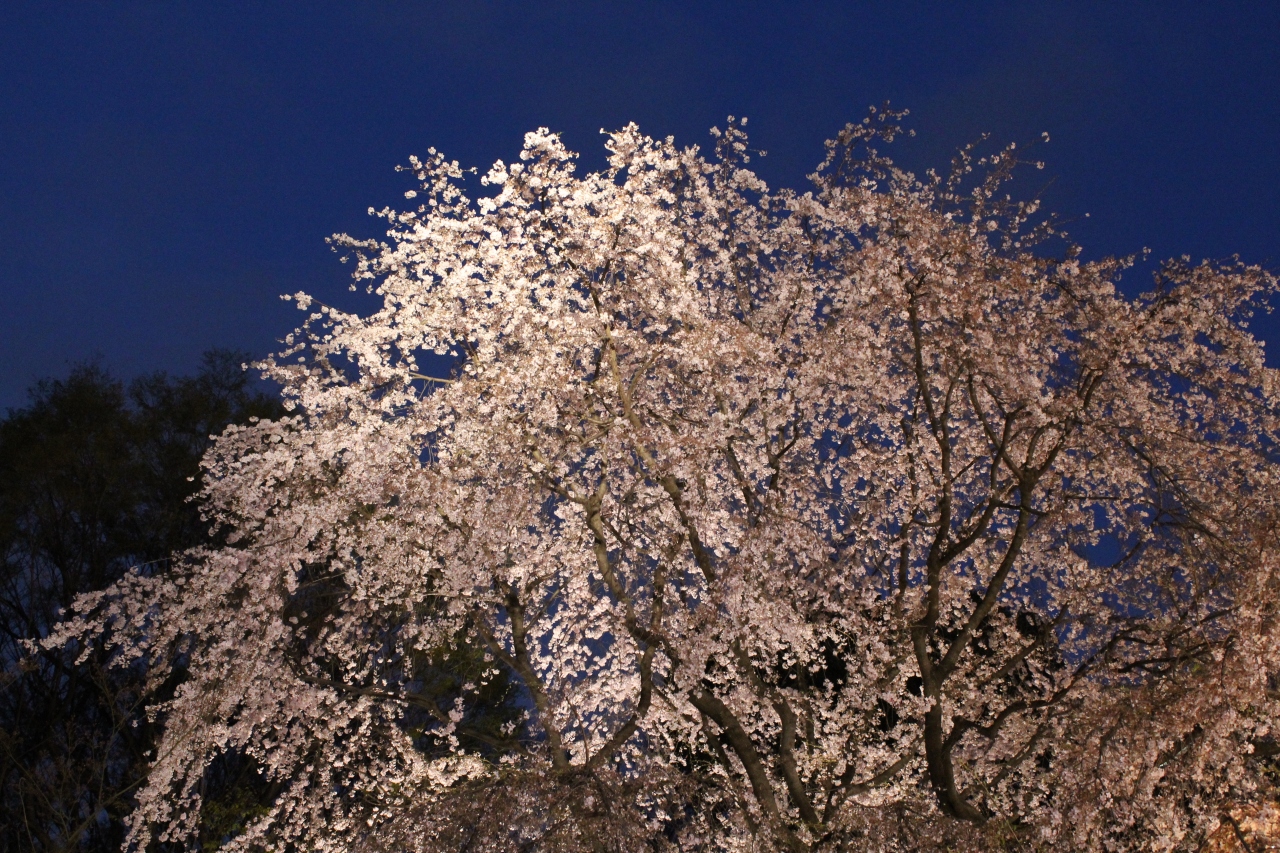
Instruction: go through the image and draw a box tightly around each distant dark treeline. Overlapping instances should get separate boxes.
[0,351,282,853]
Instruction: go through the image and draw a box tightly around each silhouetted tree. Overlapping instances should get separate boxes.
[0,352,281,853]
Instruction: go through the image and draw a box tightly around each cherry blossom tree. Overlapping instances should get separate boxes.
[44,111,1280,852]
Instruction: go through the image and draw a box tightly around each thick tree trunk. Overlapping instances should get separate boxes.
[923,703,985,823]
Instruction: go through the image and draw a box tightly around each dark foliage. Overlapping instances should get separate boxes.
[0,352,281,853]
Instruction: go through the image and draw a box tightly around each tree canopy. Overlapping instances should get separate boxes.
[1,352,281,853]
[44,113,1280,852]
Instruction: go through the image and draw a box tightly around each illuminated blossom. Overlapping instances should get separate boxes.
[46,111,1280,852]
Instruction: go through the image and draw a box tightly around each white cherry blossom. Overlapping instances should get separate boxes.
[45,111,1280,852]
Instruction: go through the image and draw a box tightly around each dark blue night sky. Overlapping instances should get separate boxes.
[2,2,1277,410]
